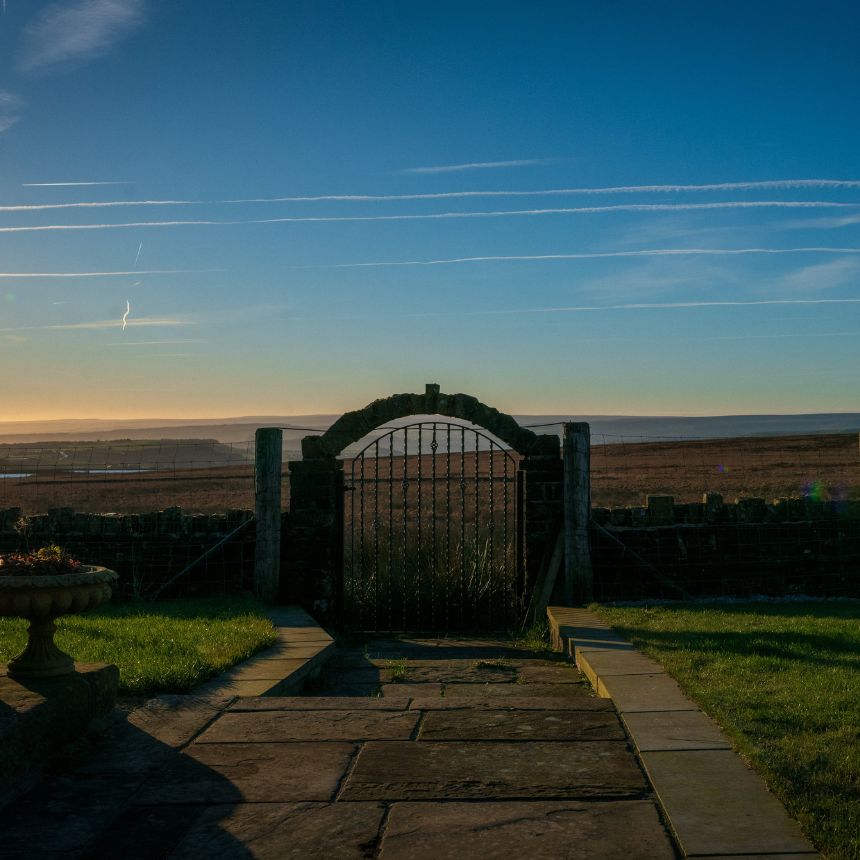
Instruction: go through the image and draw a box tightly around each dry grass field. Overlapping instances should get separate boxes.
[0,432,856,515]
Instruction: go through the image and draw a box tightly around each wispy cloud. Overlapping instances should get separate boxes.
[777,258,860,293]
[17,0,145,75]
[401,159,549,174]
[43,317,188,330]
[2,202,858,234]
[22,181,130,187]
[0,269,219,278]
[302,247,860,269]
[782,213,860,230]
[0,91,22,134]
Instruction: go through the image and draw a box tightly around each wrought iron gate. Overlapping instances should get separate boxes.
[341,421,523,631]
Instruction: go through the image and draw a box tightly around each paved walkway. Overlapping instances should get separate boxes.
[0,637,677,859]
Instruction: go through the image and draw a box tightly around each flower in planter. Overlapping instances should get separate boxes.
[0,545,82,576]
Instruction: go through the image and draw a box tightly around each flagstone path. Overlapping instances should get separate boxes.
[0,637,678,858]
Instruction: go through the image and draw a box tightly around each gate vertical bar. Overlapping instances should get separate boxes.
[445,424,451,632]
[430,423,437,630]
[388,434,394,631]
[516,468,525,611]
[373,439,380,631]
[473,430,480,623]
[359,451,365,628]
[402,427,409,630]
[417,424,423,628]
[460,425,466,628]
[489,441,495,627]
[349,456,356,626]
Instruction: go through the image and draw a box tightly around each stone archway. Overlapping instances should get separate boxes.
[283,384,562,627]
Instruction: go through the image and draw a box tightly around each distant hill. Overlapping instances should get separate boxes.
[1,411,859,462]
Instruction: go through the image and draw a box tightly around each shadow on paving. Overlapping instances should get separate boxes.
[0,637,678,858]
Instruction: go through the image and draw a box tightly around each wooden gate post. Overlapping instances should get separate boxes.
[254,427,282,603]
[563,422,593,604]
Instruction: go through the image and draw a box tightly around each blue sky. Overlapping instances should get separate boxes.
[1,0,859,420]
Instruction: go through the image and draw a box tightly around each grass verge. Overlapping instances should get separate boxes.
[593,600,859,860]
[0,595,277,697]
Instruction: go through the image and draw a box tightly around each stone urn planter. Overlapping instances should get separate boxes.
[0,566,118,679]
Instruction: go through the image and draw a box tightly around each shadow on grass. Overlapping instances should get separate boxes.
[608,625,859,670]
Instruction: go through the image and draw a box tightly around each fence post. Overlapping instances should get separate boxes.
[254,427,282,603]
[563,422,593,604]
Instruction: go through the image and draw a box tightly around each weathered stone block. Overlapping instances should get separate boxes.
[736,497,766,523]
[648,495,675,526]
[703,493,724,522]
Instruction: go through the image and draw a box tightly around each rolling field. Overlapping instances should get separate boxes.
[0,432,856,515]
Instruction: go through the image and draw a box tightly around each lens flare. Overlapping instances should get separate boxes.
[802,479,826,502]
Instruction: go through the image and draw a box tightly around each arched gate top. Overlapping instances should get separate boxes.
[302,383,554,459]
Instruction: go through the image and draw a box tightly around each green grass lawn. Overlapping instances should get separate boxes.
[593,600,860,860]
[0,596,277,697]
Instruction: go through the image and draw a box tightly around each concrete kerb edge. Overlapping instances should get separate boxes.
[546,606,819,859]
[193,605,335,698]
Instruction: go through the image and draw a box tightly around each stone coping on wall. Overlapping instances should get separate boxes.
[0,506,255,538]
[594,493,860,527]
[547,606,820,859]
[193,605,334,698]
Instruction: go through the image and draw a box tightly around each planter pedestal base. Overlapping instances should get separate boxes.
[7,618,75,679]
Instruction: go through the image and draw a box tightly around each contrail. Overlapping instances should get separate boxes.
[305,246,860,269]
[134,242,143,266]
[0,317,190,332]
[402,159,549,174]
[1,201,859,233]
[408,297,860,319]
[3,179,860,212]
[108,339,205,345]
[122,300,130,331]
[22,181,130,187]
[0,269,218,278]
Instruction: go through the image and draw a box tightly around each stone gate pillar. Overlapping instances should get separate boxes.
[521,433,564,599]
[282,444,343,616]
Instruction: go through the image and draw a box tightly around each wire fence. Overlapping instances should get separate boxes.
[587,432,860,601]
[0,438,267,514]
[589,432,860,508]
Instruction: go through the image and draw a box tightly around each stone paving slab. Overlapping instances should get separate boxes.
[640,749,817,856]
[228,696,412,711]
[167,802,386,860]
[81,804,209,860]
[515,663,588,683]
[691,855,818,859]
[0,776,141,854]
[596,672,699,713]
[409,694,613,711]
[194,677,282,697]
[379,682,442,698]
[341,740,646,800]
[418,708,626,741]
[576,649,666,687]
[135,742,356,804]
[443,681,595,699]
[197,710,420,743]
[126,694,231,747]
[219,658,309,681]
[621,709,732,752]
[360,639,542,660]
[379,800,676,860]
[310,683,385,697]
